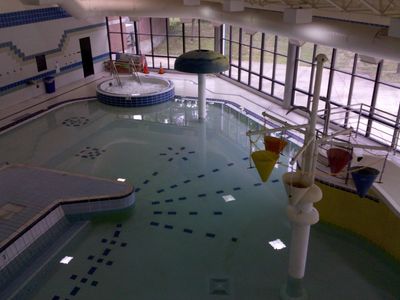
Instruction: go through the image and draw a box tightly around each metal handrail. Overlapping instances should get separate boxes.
[130,58,142,85]
[110,60,122,87]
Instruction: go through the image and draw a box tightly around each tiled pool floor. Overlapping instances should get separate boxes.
[0,96,399,299]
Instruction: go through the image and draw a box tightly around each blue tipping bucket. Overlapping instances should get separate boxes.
[44,76,55,93]
[350,166,379,197]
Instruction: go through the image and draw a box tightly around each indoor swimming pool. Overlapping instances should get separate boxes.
[1,98,399,300]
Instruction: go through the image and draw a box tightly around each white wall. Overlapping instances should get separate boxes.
[0,6,109,108]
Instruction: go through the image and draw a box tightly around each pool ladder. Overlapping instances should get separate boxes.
[110,60,122,88]
[130,58,142,85]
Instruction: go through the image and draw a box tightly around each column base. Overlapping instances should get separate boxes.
[280,277,307,300]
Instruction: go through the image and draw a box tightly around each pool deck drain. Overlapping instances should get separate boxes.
[0,164,134,272]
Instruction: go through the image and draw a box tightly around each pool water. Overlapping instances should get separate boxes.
[1,99,399,300]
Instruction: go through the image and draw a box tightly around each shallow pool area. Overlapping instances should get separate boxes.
[0,98,399,300]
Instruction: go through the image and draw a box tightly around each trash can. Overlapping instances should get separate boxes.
[44,76,55,93]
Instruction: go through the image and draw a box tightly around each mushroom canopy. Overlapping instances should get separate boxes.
[174,49,229,74]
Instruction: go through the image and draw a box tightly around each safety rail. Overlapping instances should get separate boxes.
[318,101,400,152]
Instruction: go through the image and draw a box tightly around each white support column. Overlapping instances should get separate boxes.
[198,74,206,120]
[281,54,328,300]
[283,40,300,110]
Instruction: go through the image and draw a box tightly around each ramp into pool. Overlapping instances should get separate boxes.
[0,164,135,271]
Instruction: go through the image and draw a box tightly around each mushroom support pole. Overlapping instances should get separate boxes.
[198,74,206,120]
[281,54,328,300]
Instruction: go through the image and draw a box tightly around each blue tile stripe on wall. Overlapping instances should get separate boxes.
[0,53,110,94]
[0,7,71,28]
[0,22,106,61]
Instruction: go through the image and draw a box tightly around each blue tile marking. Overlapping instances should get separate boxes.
[116,224,122,228]
[157,189,165,193]
[227,163,234,166]
[271,179,279,183]
[102,249,111,256]
[168,211,177,215]
[52,296,60,300]
[88,267,97,275]
[198,193,206,198]
[231,237,238,242]
[91,281,98,287]
[170,184,178,189]
[135,188,141,193]
[212,169,220,172]
[198,174,205,178]
[70,274,77,280]
[150,221,159,226]
[70,287,80,296]
[180,147,186,150]
[168,147,173,150]
[183,180,191,183]
[175,152,179,155]
[121,242,127,247]
[206,233,216,238]
[160,153,167,156]
[110,240,116,245]
[168,158,173,162]
[152,172,158,176]
[154,211,162,215]
[233,187,241,191]
[243,157,249,160]
[188,151,195,154]
[97,258,104,263]
[189,211,198,215]
[254,183,262,186]
[214,211,223,215]
[165,198,173,203]
[101,238,107,243]
[81,278,88,283]
[178,196,187,200]
[216,190,224,194]
[182,157,188,161]
[114,231,120,238]
[0,7,71,29]
[152,201,160,205]
[183,229,193,234]
[106,261,113,266]
[164,224,173,229]
[143,179,150,184]
[87,255,94,260]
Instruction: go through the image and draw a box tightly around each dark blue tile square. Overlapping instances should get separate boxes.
[91,281,98,287]
[70,274,77,280]
[80,277,88,283]
[88,267,97,275]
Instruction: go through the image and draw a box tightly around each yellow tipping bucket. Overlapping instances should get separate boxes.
[264,136,287,155]
[251,150,279,182]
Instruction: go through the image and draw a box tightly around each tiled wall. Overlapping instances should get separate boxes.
[0,6,109,108]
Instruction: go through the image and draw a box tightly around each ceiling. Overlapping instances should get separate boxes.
[211,0,400,25]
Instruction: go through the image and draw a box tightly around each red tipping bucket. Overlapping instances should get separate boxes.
[327,148,352,174]
[264,136,287,155]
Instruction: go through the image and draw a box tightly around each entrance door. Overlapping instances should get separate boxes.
[79,37,94,77]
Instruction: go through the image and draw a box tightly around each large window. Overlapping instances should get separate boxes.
[221,25,288,101]
[293,42,400,149]
[107,17,215,69]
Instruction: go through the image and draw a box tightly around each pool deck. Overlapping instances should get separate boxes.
[0,164,134,269]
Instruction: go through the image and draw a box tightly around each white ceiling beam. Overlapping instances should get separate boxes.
[358,0,381,14]
[324,0,346,10]
[223,0,245,11]
[183,0,200,5]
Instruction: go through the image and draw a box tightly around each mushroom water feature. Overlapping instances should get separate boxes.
[174,49,229,120]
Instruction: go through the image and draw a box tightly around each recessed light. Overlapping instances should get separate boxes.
[60,256,73,264]
[268,239,286,250]
[133,115,142,120]
[222,195,236,202]
[117,178,126,182]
